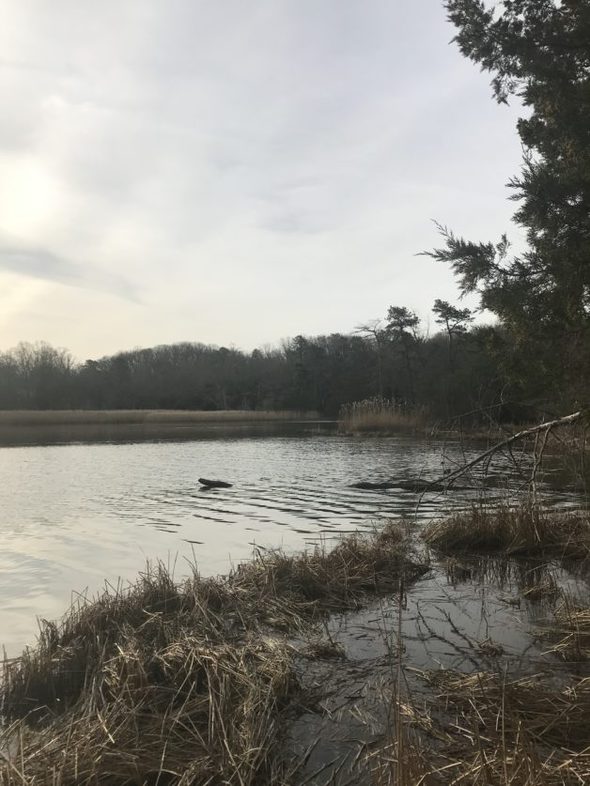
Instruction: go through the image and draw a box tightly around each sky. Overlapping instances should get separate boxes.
[0,1,525,361]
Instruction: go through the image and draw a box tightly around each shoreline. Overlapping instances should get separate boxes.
[0,408,320,426]
[3,507,590,783]
[0,409,330,447]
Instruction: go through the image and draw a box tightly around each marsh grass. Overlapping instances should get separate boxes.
[233,522,429,620]
[522,572,560,601]
[0,409,315,427]
[339,397,428,434]
[0,522,425,785]
[371,670,590,785]
[423,505,590,561]
[368,508,590,785]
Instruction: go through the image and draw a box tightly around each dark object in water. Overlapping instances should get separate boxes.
[396,480,447,492]
[351,481,397,490]
[198,478,233,489]
[351,479,449,492]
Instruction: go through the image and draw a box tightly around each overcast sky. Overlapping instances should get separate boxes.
[0,1,524,360]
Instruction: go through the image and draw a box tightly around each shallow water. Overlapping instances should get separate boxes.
[288,555,590,782]
[0,424,581,656]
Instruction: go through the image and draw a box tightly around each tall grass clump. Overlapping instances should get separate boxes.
[339,396,428,434]
[423,505,590,561]
[231,521,428,621]
[1,565,297,785]
[0,522,426,785]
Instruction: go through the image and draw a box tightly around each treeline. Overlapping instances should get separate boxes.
[3,3,587,428]
[0,303,533,422]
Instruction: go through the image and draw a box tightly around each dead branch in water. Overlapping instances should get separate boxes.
[437,410,582,488]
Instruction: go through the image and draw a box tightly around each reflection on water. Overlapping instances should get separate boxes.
[288,554,590,780]
[0,425,583,656]
[0,419,331,447]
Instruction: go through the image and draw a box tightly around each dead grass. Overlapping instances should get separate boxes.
[0,409,316,427]
[522,573,561,601]
[232,521,429,621]
[541,596,590,661]
[339,397,428,434]
[423,505,590,561]
[1,635,296,786]
[371,669,590,785]
[0,522,426,785]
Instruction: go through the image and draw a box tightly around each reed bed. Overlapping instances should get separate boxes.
[423,505,590,561]
[339,397,428,434]
[231,521,428,621]
[371,669,590,785]
[0,409,314,427]
[0,522,425,785]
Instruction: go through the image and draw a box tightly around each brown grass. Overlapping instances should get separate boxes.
[541,596,590,661]
[371,669,590,785]
[232,522,428,621]
[0,409,317,427]
[339,397,428,434]
[0,522,426,785]
[423,505,590,561]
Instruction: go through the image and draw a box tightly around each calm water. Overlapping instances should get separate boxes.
[0,425,579,656]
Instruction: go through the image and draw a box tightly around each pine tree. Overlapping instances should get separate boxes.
[428,0,590,408]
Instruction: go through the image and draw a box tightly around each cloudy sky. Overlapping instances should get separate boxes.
[0,1,524,360]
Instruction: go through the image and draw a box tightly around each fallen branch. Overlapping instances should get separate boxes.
[436,410,582,488]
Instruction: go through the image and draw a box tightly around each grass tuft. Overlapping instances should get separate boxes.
[423,505,590,561]
[339,397,428,434]
[231,521,428,622]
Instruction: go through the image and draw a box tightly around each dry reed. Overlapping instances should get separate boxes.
[423,505,590,561]
[0,409,315,427]
[541,596,590,661]
[339,397,428,434]
[0,522,426,785]
[231,521,428,622]
[371,669,590,785]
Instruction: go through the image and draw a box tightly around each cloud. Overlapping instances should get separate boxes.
[0,0,525,357]
[0,243,139,300]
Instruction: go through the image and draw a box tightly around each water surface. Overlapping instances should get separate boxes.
[0,425,578,655]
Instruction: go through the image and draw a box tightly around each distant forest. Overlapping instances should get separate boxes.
[0,303,546,423]
[3,0,588,426]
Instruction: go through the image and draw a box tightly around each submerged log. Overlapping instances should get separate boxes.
[350,481,397,490]
[396,480,447,492]
[352,480,447,492]
[351,479,463,492]
[198,478,233,489]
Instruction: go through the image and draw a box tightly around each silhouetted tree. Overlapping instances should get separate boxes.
[432,299,474,372]
[428,0,590,409]
[385,306,421,403]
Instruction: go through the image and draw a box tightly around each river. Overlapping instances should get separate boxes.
[0,422,579,656]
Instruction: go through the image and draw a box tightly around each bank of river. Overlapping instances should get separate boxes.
[0,409,324,447]
[1,423,589,782]
[3,508,590,784]
[2,424,569,657]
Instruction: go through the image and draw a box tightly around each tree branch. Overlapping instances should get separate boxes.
[438,411,582,487]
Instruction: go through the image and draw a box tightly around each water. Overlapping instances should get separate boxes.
[0,425,581,656]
